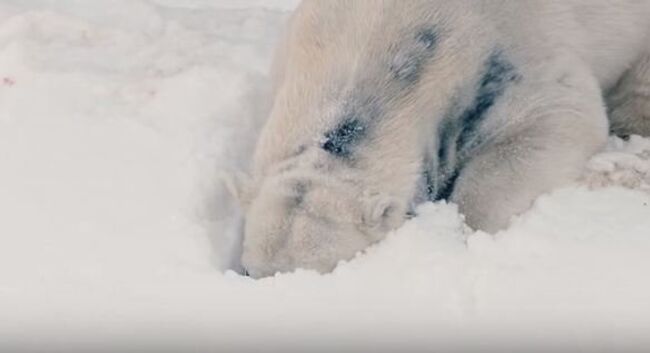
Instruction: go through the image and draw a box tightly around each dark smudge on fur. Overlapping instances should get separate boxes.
[322,118,367,157]
[390,27,439,84]
[427,51,520,201]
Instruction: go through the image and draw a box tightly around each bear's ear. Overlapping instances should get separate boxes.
[221,171,255,209]
[362,194,400,230]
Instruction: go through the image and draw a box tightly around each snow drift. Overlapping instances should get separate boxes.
[0,1,649,351]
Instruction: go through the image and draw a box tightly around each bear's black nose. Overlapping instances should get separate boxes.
[243,269,251,277]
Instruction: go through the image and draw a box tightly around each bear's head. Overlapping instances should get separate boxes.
[226,170,402,278]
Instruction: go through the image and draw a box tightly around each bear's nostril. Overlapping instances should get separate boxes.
[243,269,251,277]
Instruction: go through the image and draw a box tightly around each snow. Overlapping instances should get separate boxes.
[0,1,649,351]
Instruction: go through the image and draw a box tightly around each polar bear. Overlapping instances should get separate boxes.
[229,0,650,278]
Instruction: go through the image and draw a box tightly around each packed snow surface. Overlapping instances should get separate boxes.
[0,1,649,351]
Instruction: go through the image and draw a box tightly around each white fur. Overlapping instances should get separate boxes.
[235,0,650,278]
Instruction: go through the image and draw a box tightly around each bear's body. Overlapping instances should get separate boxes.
[235,0,650,278]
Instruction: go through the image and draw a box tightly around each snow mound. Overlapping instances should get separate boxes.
[583,136,650,192]
[0,1,649,351]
